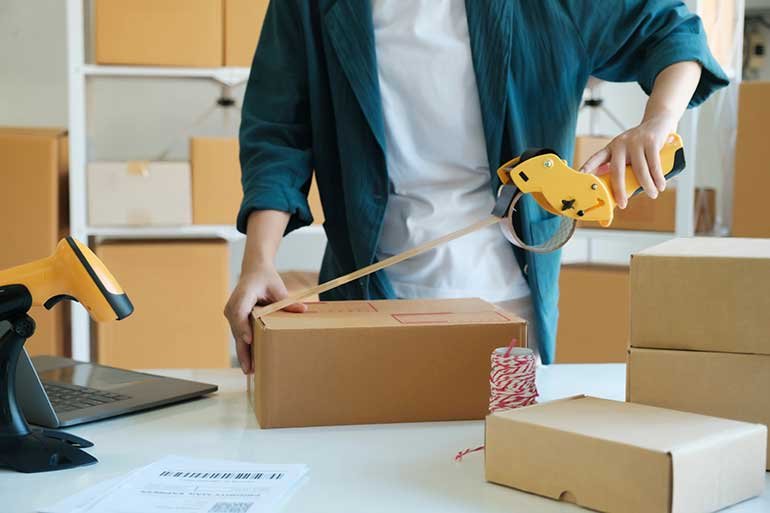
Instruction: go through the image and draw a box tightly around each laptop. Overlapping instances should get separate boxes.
[15,349,218,428]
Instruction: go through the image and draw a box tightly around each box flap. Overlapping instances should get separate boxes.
[634,237,770,260]
[256,298,523,330]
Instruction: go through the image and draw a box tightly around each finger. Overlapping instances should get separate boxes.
[645,140,666,191]
[235,338,252,374]
[610,145,628,209]
[580,147,611,174]
[225,293,258,346]
[631,144,658,199]
[283,302,308,313]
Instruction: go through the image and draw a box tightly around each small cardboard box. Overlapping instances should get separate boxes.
[249,298,525,428]
[88,162,192,226]
[224,0,269,67]
[190,137,324,225]
[628,347,770,469]
[95,0,224,67]
[630,237,770,355]
[485,396,766,513]
[733,82,770,238]
[556,264,628,363]
[0,127,70,356]
[96,240,231,369]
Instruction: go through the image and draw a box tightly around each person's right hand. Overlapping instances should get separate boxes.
[224,265,306,374]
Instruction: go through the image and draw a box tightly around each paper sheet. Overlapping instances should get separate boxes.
[41,456,308,513]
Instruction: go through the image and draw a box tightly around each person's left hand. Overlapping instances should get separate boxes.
[579,112,679,209]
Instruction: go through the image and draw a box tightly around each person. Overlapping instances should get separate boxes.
[225,0,727,373]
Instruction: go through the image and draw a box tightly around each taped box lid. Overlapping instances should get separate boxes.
[485,395,766,513]
[630,237,770,355]
[254,297,522,330]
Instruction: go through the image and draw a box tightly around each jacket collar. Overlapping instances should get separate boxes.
[322,0,512,165]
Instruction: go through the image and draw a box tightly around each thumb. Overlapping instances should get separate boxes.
[269,279,308,314]
[580,147,611,175]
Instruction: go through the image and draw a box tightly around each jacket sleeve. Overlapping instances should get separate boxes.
[561,0,729,107]
[237,0,314,234]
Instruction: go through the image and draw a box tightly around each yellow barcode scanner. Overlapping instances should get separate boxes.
[0,237,133,474]
[497,133,685,227]
[0,237,133,323]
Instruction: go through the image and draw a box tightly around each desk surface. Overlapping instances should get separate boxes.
[2,364,768,513]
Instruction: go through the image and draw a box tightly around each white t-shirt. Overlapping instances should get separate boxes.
[372,0,530,303]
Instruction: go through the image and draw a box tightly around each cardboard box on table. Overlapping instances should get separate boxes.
[190,137,324,225]
[95,240,231,369]
[225,0,269,67]
[87,162,192,226]
[556,264,628,363]
[249,298,525,428]
[485,395,766,513]
[628,237,770,467]
[733,82,770,237]
[0,127,70,356]
[95,0,224,67]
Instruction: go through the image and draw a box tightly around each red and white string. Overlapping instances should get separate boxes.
[454,340,538,461]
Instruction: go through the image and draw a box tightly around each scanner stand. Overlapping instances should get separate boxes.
[0,293,97,473]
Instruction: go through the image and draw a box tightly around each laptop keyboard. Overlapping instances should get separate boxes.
[43,382,131,413]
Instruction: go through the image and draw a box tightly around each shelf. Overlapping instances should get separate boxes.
[87,224,324,241]
[80,65,251,86]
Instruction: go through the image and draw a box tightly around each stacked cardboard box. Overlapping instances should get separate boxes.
[626,237,770,468]
[249,298,526,428]
[95,240,231,369]
[556,265,629,363]
[0,128,70,356]
[733,82,770,237]
[95,0,269,67]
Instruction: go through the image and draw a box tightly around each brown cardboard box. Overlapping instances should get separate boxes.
[579,188,716,233]
[190,137,324,225]
[0,127,70,356]
[224,0,269,67]
[628,347,770,469]
[485,396,766,513]
[96,240,231,368]
[733,82,770,237]
[249,298,525,428]
[630,237,770,355]
[95,0,224,67]
[556,265,628,363]
[88,162,192,226]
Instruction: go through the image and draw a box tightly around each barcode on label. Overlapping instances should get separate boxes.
[159,470,285,480]
[208,502,254,513]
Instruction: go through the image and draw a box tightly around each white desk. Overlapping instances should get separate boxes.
[2,364,768,513]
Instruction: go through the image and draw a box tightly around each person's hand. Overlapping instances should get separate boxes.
[224,265,306,374]
[580,112,679,209]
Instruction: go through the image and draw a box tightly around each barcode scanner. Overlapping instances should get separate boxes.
[0,237,134,473]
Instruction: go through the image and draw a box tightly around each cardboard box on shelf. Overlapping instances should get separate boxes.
[190,137,324,225]
[556,265,628,363]
[630,237,770,355]
[485,396,766,513]
[579,188,716,233]
[733,82,770,237]
[0,127,70,356]
[627,347,770,469]
[249,298,525,428]
[95,240,231,369]
[88,162,192,226]
[95,0,224,67]
[225,0,269,67]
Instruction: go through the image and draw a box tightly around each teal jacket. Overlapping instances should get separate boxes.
[238,0,727,364]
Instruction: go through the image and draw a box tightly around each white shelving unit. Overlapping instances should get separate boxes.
[66,0,743,360]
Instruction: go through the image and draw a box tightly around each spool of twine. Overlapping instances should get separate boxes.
[455,340,538,462]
